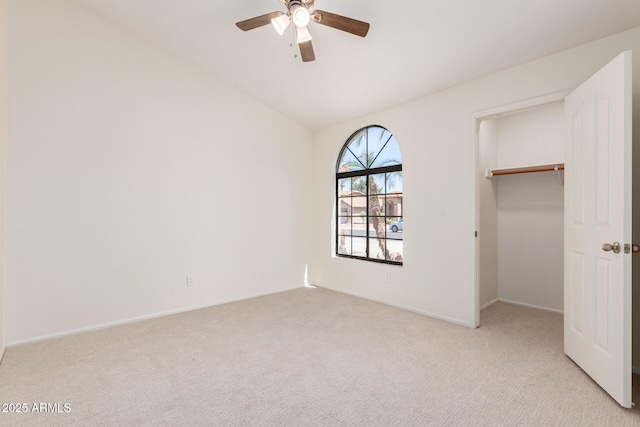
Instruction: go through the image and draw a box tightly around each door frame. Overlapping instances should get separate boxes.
[470,90,572,328]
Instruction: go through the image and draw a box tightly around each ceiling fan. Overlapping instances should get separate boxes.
[236,0,370,62]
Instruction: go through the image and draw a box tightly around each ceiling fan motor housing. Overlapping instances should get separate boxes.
[281,0,314,5]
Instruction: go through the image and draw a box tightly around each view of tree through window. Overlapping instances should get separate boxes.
[336,125,403,264]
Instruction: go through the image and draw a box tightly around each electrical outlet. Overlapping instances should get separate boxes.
[385,272,391,283]
[187,276,194,286]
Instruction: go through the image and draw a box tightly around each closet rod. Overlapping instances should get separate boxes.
[490,165,564,177]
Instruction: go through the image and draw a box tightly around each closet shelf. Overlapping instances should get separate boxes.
[485,163,565,185]
[486,163,564,177]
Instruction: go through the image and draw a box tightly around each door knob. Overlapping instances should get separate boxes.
[602,242,621,253]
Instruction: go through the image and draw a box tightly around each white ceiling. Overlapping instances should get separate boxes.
[70,0,640,131]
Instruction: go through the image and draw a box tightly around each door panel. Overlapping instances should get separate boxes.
[594,257,610,352]
[564,51,632,408]
[569,251,585,335]
[570,108,585,226]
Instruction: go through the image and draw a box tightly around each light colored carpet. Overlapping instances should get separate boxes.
[0,287,638,426]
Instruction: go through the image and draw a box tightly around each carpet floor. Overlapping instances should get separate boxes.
[0,286,639,426]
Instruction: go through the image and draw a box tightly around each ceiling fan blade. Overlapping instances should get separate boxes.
[311,10,369,37]
[299,40,315,62]
[236,11,282,31]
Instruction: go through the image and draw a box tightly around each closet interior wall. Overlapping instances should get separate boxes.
[478,102,564,314]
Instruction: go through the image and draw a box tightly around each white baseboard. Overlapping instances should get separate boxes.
[498,298,563,314]
[316,284,472,328]
[7,285,304,348]
[480,298,499,311]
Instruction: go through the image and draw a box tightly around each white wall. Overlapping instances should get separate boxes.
[311,27,640,333]
[6,0,313,344]
[0,0,7,360]
[496,103,565,168]
[497,173,564,311]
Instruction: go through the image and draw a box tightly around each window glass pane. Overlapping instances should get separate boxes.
[369,213,387,244]
[351,221,366,238]
[368,197,386,217]
[386,239,404,262]
[346,131,369,169]
[385,194,403,219]
[386,171,403,193]
[337,232,351,255]
[384,199,398,219]
[370,173,386,195]
[338,178,352,195]
[351,176,366,195]
[337,217,352,234]
[338,148,365,172]
[369,238,386,260]
[387,217,403,238]
[352,237,367,257]
[370,136,402,168]
[338,198,352,218]
[366,127,393,167]
[351,196,367,218]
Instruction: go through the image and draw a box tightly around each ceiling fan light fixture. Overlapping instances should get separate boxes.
[296,25,312,44]
[236,0,370,63]
[271,12,291,35]
[291,4,310,28]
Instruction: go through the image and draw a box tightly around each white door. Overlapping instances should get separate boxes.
[564,51,632,408]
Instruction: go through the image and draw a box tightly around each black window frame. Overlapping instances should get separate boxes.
[335,125,403,265]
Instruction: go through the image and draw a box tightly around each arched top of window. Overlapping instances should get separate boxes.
[337,125,402,173]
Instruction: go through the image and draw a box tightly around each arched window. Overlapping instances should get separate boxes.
[336,125,403,264]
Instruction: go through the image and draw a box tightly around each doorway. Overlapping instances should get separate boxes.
[477,101,565,321]
[472,91,570,327]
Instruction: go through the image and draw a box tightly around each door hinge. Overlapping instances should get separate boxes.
[475,231,478,238]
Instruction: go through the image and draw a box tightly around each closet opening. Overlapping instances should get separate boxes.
[476,99,565,325]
